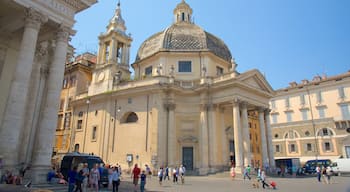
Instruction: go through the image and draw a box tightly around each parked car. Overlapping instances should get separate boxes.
[303,159,331,174]
[60,152,109,187]
[331,158,350,176]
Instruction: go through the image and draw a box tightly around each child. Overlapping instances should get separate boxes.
[270,181,277,189]
[140,170,146,192]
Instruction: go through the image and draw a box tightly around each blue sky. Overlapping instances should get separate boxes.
[71,0,350,89]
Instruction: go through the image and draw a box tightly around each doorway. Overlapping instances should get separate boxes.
[182,147,193,170]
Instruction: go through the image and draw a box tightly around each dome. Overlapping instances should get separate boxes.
[135,1,232,63]
[135,22,232,62]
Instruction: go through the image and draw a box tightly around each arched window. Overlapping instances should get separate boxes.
[284,130,299,139]
[126,112,138,123]
[317,128,334,136]
[74,144,80,152]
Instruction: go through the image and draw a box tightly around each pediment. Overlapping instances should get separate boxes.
[239,70,275,94]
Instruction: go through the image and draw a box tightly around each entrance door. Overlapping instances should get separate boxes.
[182,147,193,170]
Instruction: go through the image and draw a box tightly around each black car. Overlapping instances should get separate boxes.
[60,152,109,187]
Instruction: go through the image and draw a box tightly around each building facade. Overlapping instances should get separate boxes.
[271,71,350,164]
[0,0,96,183]
[53,53,96,161]
[70,0,275,175]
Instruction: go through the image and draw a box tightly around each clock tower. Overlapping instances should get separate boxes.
[90,1,132,95]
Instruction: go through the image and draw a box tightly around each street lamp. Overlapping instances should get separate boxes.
[82,98,90,153]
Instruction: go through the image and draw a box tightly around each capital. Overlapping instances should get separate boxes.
[56,25,72,43]
[24,8,48,30]
[164,103,176,111]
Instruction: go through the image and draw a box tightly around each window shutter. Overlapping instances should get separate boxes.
[288,144,291,153]
[330,141,334,152]
[295,143,299,153]
[322,142,326,153]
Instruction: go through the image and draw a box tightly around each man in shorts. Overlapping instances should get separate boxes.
[131,164,141,192]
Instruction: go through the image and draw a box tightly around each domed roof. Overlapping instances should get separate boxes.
[135,22,232,62]
[135,1,232,62]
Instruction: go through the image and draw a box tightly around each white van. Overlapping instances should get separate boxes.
[332,158,350,176]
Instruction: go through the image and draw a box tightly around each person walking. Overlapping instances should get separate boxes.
[81,163,89,192]
[230,165,235,180]
[316,165,321,182]
[243,166,251,180]
[68,166,78,192]
[164,166,170,181]
[172,166,178,183]
[74,164,84,192]
[179,165,186,184]
[131,164,141,192]
[90,164,100,192]
[260,170,269,189]
[140,170,146,192]
[158,167,164,185]
[111,166,121,192]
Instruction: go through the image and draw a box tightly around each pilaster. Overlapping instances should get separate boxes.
[265,109,275,168]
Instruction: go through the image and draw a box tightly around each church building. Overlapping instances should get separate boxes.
[71,0,275,174]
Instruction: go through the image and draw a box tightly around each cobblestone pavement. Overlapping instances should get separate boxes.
[1,174,350,192]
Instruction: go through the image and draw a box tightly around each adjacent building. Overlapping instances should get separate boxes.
[0,0,96,183]
[271,71,350,164]
[53,52,96,162]
[70,0,275,175]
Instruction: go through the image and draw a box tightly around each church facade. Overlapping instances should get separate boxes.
[0,0,96,183]
[71,0,275,174]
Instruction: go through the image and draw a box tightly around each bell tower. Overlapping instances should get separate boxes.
[90,1,132,94]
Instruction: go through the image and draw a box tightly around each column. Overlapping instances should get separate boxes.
[109,38,117,63]
[208,104,218,172]
[24,41,50,165]
[265,109,275,168]
[97,42,103,64]
[121,44,127,65]
[126,45,130,65]
[0,8,47,169]
[241,103,251,167]
[233,99,243,173]
[167,103,176,167]
[258,108,269,169]
[31,25,70,183]
[220,107,228,166]
[199,104,209,175]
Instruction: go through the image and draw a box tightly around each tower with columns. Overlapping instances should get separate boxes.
[90,1,132,95]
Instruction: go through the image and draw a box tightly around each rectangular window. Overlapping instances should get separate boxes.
[340,104,350,119]
[300,94,306,105]
[145,66,152,76]
[307,143,312,151]
[338,87,345,99]
[64,112,71,129]
[178,61,192,72]
[286,112,293,122]
[341,121,347,129]
[271,100,276,109]
[92,126,97,140]
[316,91,323,103]
[70,76,76,87]
[285,97,290,108]
[77,120,83,130]
[325,142,331,151]
[275,145,280,153]
[301,109,309,121]
[318,107,326,119]
[323,129,329,136]
[290,144,296,152]
[216,66,224,75]
[271,114,278,124]
[67,97,72,109]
